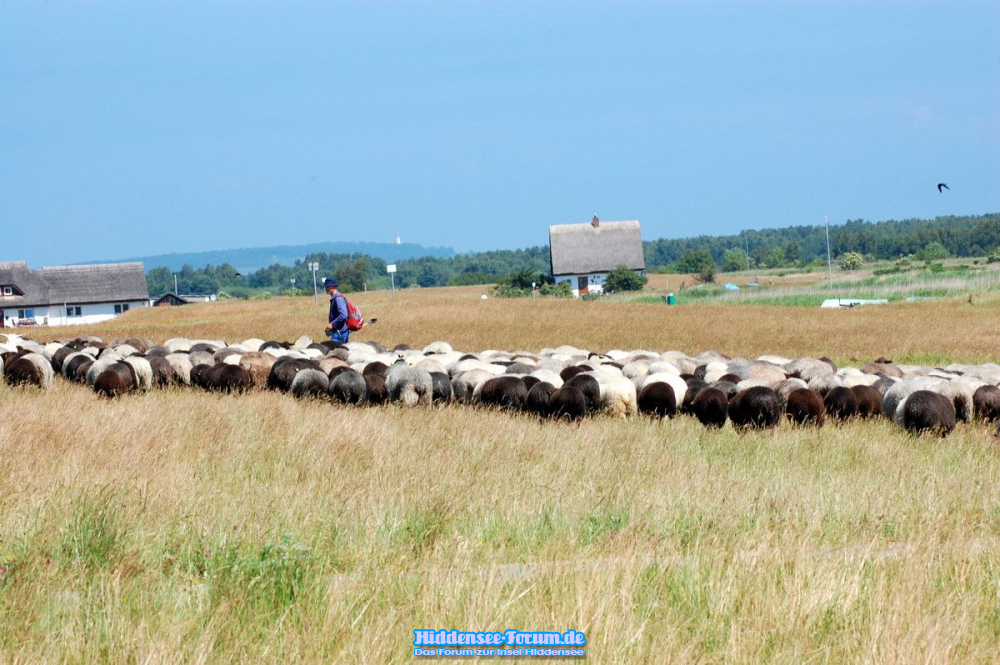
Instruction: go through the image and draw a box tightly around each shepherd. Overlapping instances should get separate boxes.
[324,277,350,343]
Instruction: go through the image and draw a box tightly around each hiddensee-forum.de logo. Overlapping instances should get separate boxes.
[413,629,587,658]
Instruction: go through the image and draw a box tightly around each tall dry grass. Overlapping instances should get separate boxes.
[3,287,1000,662]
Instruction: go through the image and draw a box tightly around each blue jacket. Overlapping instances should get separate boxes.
[329,294,349,333]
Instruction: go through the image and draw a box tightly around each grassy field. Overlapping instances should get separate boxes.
[639,261,1000,308]
[2,288,1000,662]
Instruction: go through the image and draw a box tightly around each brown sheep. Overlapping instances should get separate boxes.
[785,388,825,426]
[239,352,277,388]
[93,362,137,398]
[851,385,883,419]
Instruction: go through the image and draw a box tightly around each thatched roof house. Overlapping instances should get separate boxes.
[548,218,645,277]
[547,217,645,296]
[0,262,148,327]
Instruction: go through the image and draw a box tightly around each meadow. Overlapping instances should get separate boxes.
[2,287,999,663]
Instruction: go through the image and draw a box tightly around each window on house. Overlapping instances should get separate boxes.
[114,303,130,314]
[18,309,34,319]
[66,306,82,317]
[2,287,11,296]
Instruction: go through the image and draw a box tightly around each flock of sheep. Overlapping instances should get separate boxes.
[2,332,999,438]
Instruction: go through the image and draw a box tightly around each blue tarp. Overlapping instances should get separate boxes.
[724,283,740,291]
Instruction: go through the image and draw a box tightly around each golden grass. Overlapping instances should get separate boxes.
[3,287,1000,662]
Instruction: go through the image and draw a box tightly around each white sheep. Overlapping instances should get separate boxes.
[385,365,434,407]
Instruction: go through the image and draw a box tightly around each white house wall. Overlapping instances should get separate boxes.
[1,300,148,327]
[555,270,646,298]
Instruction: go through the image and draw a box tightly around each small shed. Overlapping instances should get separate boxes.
[151,292,215,307]
[548,216,645,296]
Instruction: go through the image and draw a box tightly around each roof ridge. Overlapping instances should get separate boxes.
[39,262,145,271]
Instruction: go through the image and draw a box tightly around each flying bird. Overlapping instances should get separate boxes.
[937,183,950,193]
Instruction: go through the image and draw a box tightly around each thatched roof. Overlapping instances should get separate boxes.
[0,261,149,307]
[549,220,645,276]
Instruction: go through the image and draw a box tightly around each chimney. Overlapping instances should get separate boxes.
[591,215,600,228]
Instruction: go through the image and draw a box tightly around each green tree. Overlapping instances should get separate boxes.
[838,251,864,271]
[721,248,746,272]
[915,242,951,261]
[673,249,716,274]
[604,265,647,292]
[334,257,371,292]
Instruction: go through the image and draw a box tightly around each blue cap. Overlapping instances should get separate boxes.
[323,277,338,288]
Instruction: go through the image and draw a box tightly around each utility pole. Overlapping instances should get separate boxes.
[290,278,296,296]
[309,262,319,305]
[825,215,834,290]
[174,274,178,294]
[744,231,751,279]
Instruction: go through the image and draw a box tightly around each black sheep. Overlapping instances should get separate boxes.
[729,387,783,430]
[206,364,251,393]
[902,390,956,437]
[430,371,453,404]
[267,357,316,391]
[521,375,540,392]
[64,354,94,383]
[526,381,556,416]
[547,385,587,422]
[565,374,601,415]
[690,387,729,428]
[824,386,859,422]
[637,382,677,419]
[972,385,1000,423]
[479,376,528,411]
[680,378,708,415]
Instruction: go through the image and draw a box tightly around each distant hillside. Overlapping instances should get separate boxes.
[99,241,455,273]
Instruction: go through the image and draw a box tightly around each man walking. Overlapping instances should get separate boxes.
[324,277,350,344]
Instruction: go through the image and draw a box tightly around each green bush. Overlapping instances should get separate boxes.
[493,284,532,298]
[539,282,573,298]
[838,252,865,271]
[986,247,1000,264]
[604,265,648,292]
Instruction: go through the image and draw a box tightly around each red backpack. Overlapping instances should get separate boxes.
[336,294,365,331]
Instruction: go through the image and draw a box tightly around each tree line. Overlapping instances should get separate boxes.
[145,213,999,296]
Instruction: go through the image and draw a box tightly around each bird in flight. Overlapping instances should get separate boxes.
[937,183,950,193]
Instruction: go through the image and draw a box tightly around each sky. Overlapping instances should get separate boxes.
[2,0,998,267]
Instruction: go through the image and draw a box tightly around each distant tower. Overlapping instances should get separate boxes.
[395,233,401,245]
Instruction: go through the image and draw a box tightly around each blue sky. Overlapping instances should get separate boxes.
[2,0,997,267]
